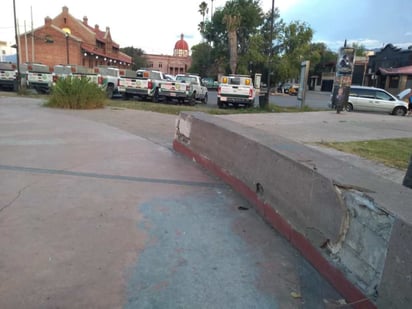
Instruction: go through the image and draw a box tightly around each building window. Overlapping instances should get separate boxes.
[159,63,162,68]
[45,35,54,43]
[148,62,153,68]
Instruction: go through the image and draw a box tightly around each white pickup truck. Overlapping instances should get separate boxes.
[217,74,256,108]
[118,69,165,102]
[159,74,208,105]
[93,66,121,98]
[53,64,97,83]
[0,62,18,91]
[52,65,118,98]
[21,63,53,94]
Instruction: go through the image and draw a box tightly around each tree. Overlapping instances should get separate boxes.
[308,42,337,76]
[198,0,318,86]
[223,14,241,74]
[259,6,284,86]
[277,21,313,80]
[260,7,283,57]
[198,1,209,36]
[224,0,264,55]
[120,46,147,70]
[189,42,214,77]
[236,34,266,75]
[202,0,264,75]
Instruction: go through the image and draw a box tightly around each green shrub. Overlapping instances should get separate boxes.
[45,77,106,109]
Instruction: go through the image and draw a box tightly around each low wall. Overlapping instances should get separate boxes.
[173,112,412,309]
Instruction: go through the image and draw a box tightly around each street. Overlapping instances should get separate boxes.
[205,89,331,110]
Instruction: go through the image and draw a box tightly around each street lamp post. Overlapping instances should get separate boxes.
[65,32,69,64]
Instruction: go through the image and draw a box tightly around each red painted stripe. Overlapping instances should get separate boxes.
[173,140,377,309]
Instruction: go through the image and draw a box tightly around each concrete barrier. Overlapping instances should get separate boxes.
[173,112,412,309]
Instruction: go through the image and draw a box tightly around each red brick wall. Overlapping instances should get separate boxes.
[52,12,96,46]
[18,7,130,69]
[19,26,84,68]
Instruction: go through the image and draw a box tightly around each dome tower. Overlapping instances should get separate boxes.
[173,34,189,57]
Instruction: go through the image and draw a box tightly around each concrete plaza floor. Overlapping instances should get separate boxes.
[0,96,348,309]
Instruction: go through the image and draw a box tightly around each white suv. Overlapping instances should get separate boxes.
[345,86,408,116]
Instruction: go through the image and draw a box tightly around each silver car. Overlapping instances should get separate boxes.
[345,86,408,116]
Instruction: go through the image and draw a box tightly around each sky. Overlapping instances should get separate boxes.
[1,0,411,55]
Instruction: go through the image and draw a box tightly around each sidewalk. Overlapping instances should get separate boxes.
[0,97,344,308]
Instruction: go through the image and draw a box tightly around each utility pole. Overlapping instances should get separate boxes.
[13,0,21,92]
[31,6,34,62]
[265,0,275,107]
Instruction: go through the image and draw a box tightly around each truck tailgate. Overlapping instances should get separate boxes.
[120,78,149,89]
[28,72,53,83]
[0,70,16,80]
[160,82,187,95]
[220,85,250,97]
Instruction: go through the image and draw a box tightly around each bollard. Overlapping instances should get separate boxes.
[403,155,412,189]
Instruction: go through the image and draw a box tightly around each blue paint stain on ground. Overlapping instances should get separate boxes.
[124,187,343,309]
[125,188,281,309]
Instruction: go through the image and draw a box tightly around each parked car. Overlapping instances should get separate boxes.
[288,84,299,96]
[277,83,291,94]
[202,77,219,89]
[335,86,408,116]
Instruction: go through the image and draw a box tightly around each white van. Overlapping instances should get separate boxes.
[345,86,408,116]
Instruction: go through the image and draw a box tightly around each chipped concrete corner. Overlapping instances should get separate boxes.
[175,113,192,145]
[327,185,394,300]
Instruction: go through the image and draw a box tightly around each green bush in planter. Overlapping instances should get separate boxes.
[45,76,106,109]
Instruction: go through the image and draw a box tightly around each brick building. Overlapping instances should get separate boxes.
[18,6,131,69]
[144,34,192,75]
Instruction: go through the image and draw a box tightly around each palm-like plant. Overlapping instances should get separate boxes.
[198,1,209,34]
[223,14,241,74]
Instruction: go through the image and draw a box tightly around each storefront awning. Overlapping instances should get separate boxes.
[378,65,412,75]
